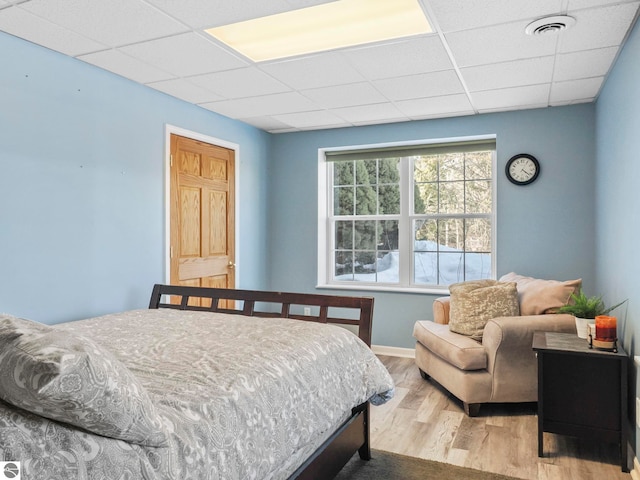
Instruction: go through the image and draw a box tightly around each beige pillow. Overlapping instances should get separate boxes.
[499,272,582,315]
[448,280,520,341]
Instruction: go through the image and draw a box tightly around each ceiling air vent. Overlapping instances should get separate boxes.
[525,15,576,36]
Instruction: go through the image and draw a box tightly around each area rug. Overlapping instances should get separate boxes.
[334,450,521,480]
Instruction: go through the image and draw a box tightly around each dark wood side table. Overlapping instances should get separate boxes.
[532,331,629,472]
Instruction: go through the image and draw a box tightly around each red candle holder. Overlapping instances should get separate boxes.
[595,315,617,341]
[589,315,618,352]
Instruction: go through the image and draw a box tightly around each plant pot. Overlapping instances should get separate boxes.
[575,317,590,339]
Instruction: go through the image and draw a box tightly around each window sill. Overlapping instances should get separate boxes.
[316,283,449,296]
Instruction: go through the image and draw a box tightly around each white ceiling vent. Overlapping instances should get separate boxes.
[525,15,576,36]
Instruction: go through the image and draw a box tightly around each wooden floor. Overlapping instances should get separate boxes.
[370,355,632,480]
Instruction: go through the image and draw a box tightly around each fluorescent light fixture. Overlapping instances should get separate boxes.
[205,0,432,62]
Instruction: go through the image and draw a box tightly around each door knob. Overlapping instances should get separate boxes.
[228,261,235,269]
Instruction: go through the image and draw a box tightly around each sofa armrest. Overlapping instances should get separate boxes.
[433,296,451,325]
[481,314,576,402]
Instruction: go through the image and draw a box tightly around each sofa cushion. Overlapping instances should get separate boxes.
[499,272,582,315]
[413,321,487,371]
[448,280,520,341]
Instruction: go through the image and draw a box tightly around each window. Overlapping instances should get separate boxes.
[318,138,496,292]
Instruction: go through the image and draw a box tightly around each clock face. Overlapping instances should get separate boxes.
[506,154,540,185]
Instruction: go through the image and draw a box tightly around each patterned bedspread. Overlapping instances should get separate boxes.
[0,309,394,479]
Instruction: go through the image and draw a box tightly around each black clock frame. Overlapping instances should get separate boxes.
[505,153,540,186]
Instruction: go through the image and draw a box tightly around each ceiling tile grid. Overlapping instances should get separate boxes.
[0,0,638,132]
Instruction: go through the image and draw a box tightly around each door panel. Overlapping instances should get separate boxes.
[180,187,201,256]
[170,134,235,298]
[209,191,227,254]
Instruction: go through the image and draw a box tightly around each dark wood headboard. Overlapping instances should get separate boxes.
[148,284,374,347]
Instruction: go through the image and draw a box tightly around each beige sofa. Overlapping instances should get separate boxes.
[413,273,580,416]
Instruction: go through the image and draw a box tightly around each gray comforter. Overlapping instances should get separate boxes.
[0,309,394,479]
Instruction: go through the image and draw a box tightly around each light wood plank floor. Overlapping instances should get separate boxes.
[371,355,632,480]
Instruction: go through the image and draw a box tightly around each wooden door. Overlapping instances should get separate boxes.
[170,134,235,304]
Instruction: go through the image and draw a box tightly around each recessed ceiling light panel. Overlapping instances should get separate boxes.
[525,15,576,36]
[205,0,432,62]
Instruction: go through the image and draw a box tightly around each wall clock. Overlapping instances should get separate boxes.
[505,154,540,185]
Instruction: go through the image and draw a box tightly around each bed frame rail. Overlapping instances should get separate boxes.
[149,284,374,347]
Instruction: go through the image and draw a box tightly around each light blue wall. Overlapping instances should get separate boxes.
[269,105,596,348]
[0,28,606,353]
[0,31,272,323]
[595,17,640,451]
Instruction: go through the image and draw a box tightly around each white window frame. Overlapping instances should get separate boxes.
[317,136,497,294]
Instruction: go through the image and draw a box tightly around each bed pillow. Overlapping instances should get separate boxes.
[499,272,582,315]
[0,314,168,447]
[448,280,520,341]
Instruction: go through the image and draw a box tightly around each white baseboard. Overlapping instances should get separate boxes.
[631,456,640,480]
[372,345,416,358]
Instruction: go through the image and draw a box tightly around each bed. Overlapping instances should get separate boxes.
[0,284,394,479]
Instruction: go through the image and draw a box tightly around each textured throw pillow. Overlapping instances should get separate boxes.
[448,280,520,341]
[0,314,168,447]
[499,272,582,315]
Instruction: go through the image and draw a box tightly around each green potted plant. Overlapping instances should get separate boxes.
[557,289,626,338]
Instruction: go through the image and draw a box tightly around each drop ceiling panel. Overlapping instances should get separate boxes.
[0,7,106,56]
[285,0,337,7]
[145,0,320,29]
[78,49,175,84]
[554,47,618,81]
[260,52,365,90]
[395,94,474,118]
[236,115,292,132]
[120,32,248,77]
[199,91,319,118]
[461,57,555,92]
[187,67,291,99]
[446,22,558,67]
[272,110,347,129]
[373,70,464,101]
[341,35,453,80]
[20,0,188,47]
[550,77,603,103]
[567,0,638,9]
[472,84,550,111]
[146,78,224,104]
[332,103,406,124]
[558,2,640,53]
[428,0,562,33]
[301,82,388,109]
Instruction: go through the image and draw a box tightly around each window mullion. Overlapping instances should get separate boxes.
[398,156,412,287]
